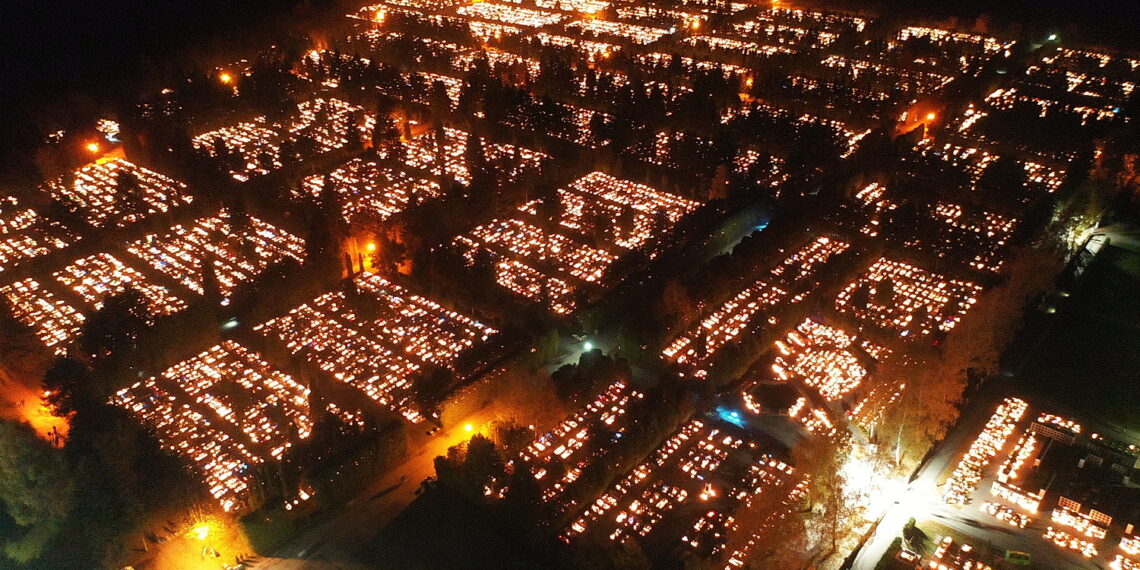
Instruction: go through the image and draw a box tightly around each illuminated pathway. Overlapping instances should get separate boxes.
[249,407,500,569]
[850,385,1099,570]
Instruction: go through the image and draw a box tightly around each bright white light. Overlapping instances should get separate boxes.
[841,448,906,522]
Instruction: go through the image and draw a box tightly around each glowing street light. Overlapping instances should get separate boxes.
[925,112,937,121]
[218,72,234,85]
[85,141,101,154]
[698,483,717,501]
[192,525,210,541]
[366,242,377,252]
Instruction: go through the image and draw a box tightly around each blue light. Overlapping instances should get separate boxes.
[716,406,745,427]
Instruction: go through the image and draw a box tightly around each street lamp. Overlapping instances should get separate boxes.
[192,525,210,541]
[189,523,219,560]
[85,141,101,154]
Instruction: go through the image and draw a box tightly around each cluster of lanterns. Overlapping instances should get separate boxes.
[114,342,312,512]
[943,398,1027,505]
[255,273,495,423]
[43,158,192,228]
[127,212,307,299]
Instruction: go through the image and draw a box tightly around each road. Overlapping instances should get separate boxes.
[1093,224,1140,254]
[850,381,1104,570]
[0,366,68,445]
[851,381,1011,569]
[925,511,1098,569]
[251,407,497,569]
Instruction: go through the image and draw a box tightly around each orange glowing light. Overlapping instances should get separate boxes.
[925,112,937,121]
[192,525,210,541]
[219,72,233,85]
[366,242,377,252]
[464,423,474,432]
[690,19,701,30]
[85,142,101,153]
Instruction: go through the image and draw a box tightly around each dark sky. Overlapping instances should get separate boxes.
[0,0,316,96]
[0,0,335,176]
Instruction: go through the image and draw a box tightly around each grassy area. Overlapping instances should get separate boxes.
[876,541,921,570]
[875,519,1027,570]
[364,488,558,568]
[241,506,302,555]
[1015,245,1140,433]
[917,521,975,553]
[907,520,1058,570]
